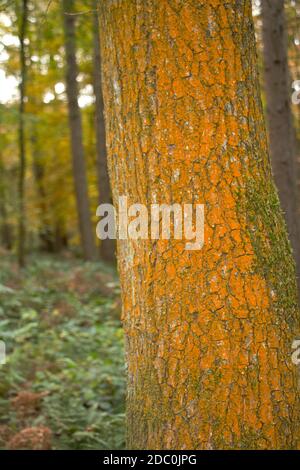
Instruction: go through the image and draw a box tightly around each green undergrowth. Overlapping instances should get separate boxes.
[0,252,125,449]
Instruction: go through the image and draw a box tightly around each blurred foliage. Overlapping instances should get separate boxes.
[0,0,100,252]
[0,252,125,449]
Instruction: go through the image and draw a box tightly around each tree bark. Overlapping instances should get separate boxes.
[99,0,300,449]
[62,0,96,260]
[92,1,115,263]
[261,0,300,292]
[17,0,28,267]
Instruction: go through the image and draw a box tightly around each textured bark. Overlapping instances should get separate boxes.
[62,0,96,260]
[17,0,28,267]
[99,0,300,449]
[262,0,300,292]
[92,2,115,262]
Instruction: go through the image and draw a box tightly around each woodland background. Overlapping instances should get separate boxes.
[0,0,299,450]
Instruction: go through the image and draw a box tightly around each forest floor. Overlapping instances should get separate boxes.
[0,250,125,450]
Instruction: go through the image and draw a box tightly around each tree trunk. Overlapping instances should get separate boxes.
[262,0,300,292]
[99,0,300,449]
[62,0,96,261]
[92,1,115,263]
[17,0,28,267]
[0,154,12,250]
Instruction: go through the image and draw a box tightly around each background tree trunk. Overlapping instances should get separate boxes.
[0,153,12,250]
[262,0,300,290]
[92,2,115,263]
[62,0,96,261]
[17,0,28,267]
[99,0,300,449]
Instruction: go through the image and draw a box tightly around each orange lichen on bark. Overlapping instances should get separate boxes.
[99,0,300,449]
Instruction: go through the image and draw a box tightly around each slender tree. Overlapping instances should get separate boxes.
[262,0,300,290]
[92,1,115,262]
[0,153,12,250]
[17,0,28,267]
[99,0,300,449]
[62,0,96,260]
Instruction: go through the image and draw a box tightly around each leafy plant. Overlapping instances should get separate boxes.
[0,254,125,449]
